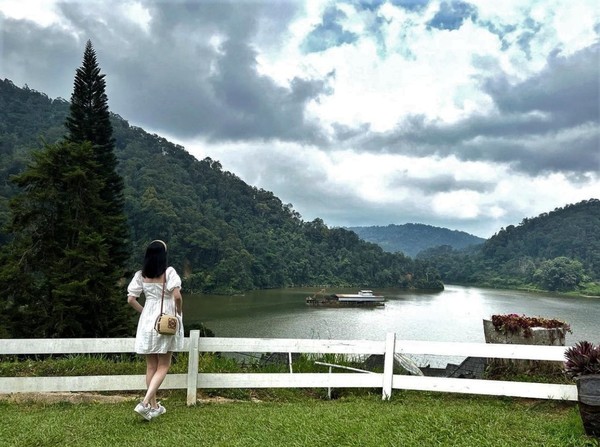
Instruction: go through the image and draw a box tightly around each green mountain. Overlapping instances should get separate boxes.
[417,199,600,293]
[347,223,484,258]
[0,78,443,293]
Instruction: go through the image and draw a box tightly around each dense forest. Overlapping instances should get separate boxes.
[418,199,600,294]
[0,78,443,295]
[347,223,484,258]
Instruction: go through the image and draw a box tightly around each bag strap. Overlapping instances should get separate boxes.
[159,271,166,315]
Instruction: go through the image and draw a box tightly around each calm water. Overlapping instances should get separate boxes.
[182,285,599,367]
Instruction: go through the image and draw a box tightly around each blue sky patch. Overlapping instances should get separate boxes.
[427,1,478,31]
[301,6,359,53]
[391,0,430,12]
[351,0,387,12]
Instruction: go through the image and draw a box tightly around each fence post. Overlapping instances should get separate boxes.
[382,332,396,400]
[327,366,332,399]
[186,330,200,406]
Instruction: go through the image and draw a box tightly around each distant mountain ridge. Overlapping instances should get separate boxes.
[347,223,485,258]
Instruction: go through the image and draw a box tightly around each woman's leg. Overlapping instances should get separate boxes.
[146,354,159,386]
[143,352,172,408]
[144,354,159,407]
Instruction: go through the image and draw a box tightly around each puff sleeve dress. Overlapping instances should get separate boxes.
[127,266,184,354]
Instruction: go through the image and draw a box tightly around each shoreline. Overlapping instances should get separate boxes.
[443,282,600,299]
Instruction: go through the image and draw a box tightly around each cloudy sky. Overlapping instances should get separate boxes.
[1,0,598,238]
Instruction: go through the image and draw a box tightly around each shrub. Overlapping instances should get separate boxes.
[564,341,600,379]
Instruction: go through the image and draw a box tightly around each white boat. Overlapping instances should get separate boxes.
[306,289,385,307]
[334,290,385,303]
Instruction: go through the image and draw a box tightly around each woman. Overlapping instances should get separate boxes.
[127,240,183,420]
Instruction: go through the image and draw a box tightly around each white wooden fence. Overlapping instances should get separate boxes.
[0,331,577,405]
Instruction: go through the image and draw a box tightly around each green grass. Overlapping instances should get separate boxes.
[0,391,597,447]
[575,282,600,297]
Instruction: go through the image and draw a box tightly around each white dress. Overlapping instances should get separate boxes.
[127,266,184,354]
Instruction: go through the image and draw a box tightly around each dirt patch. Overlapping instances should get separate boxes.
[0,392,136,404]
[196,395,262,404]
[0,392,259,405]
[197,396,238,404]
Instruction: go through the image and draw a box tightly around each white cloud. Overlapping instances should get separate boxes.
[0,0,59,25]
[259,0,575,134]
[550,1,600,55]
[121,1,152,34]
[432,190,482,219]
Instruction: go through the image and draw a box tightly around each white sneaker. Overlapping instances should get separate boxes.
[134,402,152,421]
[150,403,166,418]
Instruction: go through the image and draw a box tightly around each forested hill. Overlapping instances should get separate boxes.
[347,223,484,258]
[418,199,600,293]
[0,79,443,293]
[482,200,600,268]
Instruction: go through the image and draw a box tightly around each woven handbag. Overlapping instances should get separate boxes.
[154,274,178,335]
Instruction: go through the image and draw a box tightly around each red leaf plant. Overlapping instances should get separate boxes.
[564,341,600,379]
[491,313,572,338]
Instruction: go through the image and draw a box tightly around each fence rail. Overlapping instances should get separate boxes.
[0,332,577,405]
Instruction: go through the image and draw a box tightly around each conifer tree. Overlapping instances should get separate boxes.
[65,40,130,268]
[0,141,132,337]
[0,41,134,337]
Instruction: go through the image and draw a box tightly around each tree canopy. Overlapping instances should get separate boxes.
[0,141,132,337]
[418,199,600,294]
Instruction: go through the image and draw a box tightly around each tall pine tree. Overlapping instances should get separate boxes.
[65,40,130,269]
[0,41,133,337]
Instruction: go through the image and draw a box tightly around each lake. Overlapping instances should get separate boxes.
[182,285,599,367]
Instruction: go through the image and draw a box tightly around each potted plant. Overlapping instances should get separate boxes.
[483,314,572,375]
[487,314,571,343]
[564,341,600,438]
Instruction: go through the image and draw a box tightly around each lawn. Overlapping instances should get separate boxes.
[1,391,597,447]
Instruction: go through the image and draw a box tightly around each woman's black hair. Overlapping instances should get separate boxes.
[142,240,168,278]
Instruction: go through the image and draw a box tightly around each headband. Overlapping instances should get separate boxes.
[151,239,167,251]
